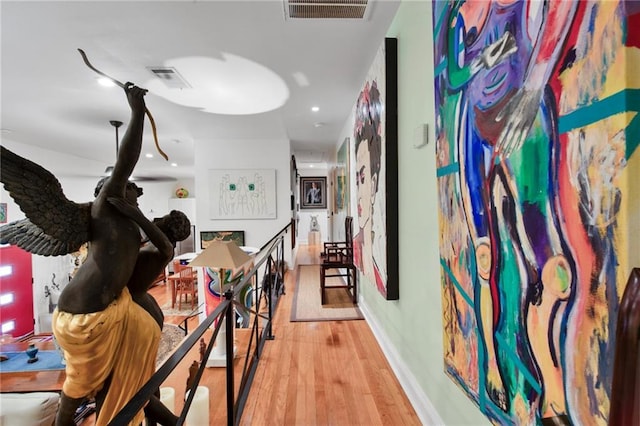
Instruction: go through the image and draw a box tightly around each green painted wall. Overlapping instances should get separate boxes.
[352,1,640,424]
[354,1,488,424]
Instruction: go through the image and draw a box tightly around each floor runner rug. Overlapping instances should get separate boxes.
[290,264,363,322]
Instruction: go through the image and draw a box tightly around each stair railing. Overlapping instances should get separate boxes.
[110,221,291,425]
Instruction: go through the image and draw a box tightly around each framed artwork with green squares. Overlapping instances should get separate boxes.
[208,169,276,219]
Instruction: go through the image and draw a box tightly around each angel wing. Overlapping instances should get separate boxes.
[0,145,91,256]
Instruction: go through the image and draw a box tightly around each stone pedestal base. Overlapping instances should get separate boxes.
[206,345,237,368]
[308,231,321,246]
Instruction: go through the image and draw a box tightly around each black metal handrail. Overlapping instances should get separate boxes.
[110,221,291,425]
[259,218,293,251]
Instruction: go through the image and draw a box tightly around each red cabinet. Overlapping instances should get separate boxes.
[0,245,33,338]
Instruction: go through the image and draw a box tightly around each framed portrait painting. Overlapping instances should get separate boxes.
[300,176,327,209]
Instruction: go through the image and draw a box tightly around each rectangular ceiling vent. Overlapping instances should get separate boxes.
[147,66,191,89]
[294,149,328,164]
[284,0,369,20]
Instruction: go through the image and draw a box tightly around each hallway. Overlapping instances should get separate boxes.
[239,244,420,425]
[80,244,420,425]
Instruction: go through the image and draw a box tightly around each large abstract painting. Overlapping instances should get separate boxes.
[352,38,398,300]
[433,1,640,424]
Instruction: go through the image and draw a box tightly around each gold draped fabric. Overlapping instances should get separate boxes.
[53,287,161,426]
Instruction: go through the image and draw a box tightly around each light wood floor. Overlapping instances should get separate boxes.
[85,244,421,425]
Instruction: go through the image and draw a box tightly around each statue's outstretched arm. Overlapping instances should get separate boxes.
[102,84,147,198]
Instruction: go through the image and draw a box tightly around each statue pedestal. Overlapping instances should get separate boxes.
[206,317,237,368]
[308,231,321,246]
[206,346,237,367]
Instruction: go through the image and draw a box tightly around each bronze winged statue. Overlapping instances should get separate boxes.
[0,145,91,256]
[0,83,178,426]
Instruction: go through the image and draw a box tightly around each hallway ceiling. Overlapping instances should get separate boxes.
[0,0,400,181]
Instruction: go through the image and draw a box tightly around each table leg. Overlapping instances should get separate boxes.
[172,280,177,309]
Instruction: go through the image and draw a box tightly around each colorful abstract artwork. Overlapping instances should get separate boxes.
[202,264,253,329]
[352,38,399,300]
[335,137,350,212]
[432,1,640,424]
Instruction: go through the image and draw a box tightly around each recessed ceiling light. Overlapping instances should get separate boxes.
[97,77,116,87]
[145,153,153,158]
[314,122,325,128]
[171,163,178,167]
[310,164,314,168]
[311,106,319,112]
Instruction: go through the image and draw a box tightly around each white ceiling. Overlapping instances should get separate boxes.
[1,0,400,181]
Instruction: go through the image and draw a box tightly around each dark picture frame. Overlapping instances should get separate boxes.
[300,176,327,209]
[200,230,245,249]
[352,37,398,300]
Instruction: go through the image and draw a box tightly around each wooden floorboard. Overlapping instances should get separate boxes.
[79,244,420,425]
[239,245,420,426]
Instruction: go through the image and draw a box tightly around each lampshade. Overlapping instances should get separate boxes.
[188,240,252,269]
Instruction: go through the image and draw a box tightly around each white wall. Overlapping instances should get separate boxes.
[0,140,187,217]
[193,137,293,267]
[148,178,195,218]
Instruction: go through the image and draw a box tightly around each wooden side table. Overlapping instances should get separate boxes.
[0,340,65,393]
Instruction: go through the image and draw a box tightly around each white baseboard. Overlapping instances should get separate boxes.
[359,299,445,426]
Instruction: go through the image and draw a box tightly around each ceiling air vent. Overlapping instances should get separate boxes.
[147,66,191,89]
[284,0,369,20]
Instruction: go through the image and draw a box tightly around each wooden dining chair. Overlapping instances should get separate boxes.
[172,259,185,274]
[177,267,197,310]
[610,268,640,425]
[319,216,357,304]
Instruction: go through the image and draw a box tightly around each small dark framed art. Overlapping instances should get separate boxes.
[200,230,245,249]
[300,176,327,209]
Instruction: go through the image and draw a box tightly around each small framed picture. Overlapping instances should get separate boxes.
[300,176,327,209]
[0,203,6,224]
[200,230,245,249]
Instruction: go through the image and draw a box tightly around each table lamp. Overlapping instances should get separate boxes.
[188,240,252,367]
